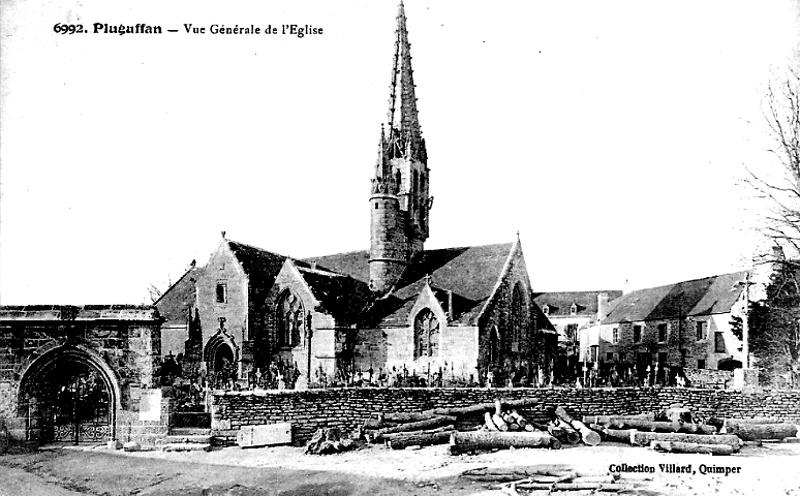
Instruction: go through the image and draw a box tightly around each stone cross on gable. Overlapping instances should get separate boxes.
[423,274,433,287]
[218,316,226,330]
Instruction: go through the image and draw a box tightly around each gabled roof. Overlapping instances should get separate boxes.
[296,266,371,324]
[533,290,622,317]
[306,243,518,327]
[227,240,304,289]
[601,271,747,324]
[155,265,203,326]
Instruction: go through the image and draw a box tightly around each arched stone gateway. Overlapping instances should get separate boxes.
[204,332,239,386]
[17,345,120,444]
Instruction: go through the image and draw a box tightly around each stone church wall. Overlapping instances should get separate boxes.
[211,387,800,445]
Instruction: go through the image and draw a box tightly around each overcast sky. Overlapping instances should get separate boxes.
[1,0,799,305]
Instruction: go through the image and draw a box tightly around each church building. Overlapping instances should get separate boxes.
[156,2,557,388]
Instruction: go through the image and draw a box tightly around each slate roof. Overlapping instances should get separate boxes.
[227,240,307,288]
[0,305,160,322]
[533,290,622,317]
[601,271,747,324]
[297,266,372,323]
[155,266,203,326]
[306,243,545,328]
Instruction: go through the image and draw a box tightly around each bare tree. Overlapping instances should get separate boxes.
[744,63,800,387]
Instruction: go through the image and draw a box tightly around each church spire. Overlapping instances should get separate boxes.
[385,0,426,165]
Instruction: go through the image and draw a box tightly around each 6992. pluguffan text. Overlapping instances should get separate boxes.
[53,23,323,38]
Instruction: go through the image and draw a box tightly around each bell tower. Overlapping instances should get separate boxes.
[370,1,431,295]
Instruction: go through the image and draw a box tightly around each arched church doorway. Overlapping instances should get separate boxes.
[204,337,237,388]
[18,347,117,444]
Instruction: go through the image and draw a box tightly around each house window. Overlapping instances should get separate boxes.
[542,304,549,316]
[590,345,598,362]
[277,291,304,347]
[697,359,706,369]
[565,323,578,341]
[695,321,707,341]
[612,327,619,344]
[657,323,667,342]
[216,283,227,303]
[606,352,614,362]
[633,325,642,343]
[570,303,578,316]
[415,308,440,358]
[715,332,725,353]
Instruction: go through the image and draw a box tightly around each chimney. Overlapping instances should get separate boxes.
[597,292,609,321]
[311,261,317,271]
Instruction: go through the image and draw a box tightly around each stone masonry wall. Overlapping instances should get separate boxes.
[211,387,800,446]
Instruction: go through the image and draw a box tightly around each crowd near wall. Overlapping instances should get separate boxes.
[211,387,800,445]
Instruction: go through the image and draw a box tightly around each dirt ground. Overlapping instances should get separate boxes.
[1,440,799,496]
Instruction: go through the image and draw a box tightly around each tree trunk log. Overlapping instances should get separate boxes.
[449,430,561,454]
[624,430,740,450]
[552,419,581,444]
[582,414,654,425]
[387,430,454,450]
[661,408,692,424]
[381,425,454,441]
[722,422,799,441]
[367,415,457,442]
[493,413,509,431]
[590,418,716,434]
[514,483,632,492]
[555,407,601,446]
[383,411,439,423]
[650,440,734,455]
[485,412,499,431]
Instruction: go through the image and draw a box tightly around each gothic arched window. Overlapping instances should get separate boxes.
[276,291,304,347]
[510,282,528,346]
[414,308,439,358]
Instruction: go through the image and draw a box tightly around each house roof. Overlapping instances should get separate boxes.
[533,290,622,317]
[227,240,305,288]
[0,305,160,322]
[601,271,747,324]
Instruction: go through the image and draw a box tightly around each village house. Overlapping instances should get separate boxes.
[533,290,621,382]
[577,271,766,386]
[155,2,558,390]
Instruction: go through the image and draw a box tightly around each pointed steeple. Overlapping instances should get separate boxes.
[384,0,426,165]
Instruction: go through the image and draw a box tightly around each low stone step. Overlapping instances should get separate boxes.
[161,442,211,452]
[165,435,212,444]
[168,428,212,436]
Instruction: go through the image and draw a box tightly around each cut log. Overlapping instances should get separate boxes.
[722,422,799,441]
[387,430,454,450]
[381,425,454,442]
[650,440,734,456]
[367,415,457,442]
[449,430,561,455]
[514,483,632,492]
[709,417,784,427]
[383,411,439,423]
[492,413,509,432]
[485,412,499,431]
[582,414,654,425]
[362,418,385,429]
[626,430,741,450]
[590,417,716,434]
[555,407,601,446]
[551,420,581,444]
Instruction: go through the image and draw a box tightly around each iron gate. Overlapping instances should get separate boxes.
[41,363,111,444]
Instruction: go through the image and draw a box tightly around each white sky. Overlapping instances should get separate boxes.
[1,0,799,305]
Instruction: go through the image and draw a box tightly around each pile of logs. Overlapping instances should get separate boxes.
[362,400,606,453]
[715,418,800,442]
[304,428,356,455]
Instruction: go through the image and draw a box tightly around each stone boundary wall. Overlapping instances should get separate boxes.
[685,368,734,389]
[211,387,800,445]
